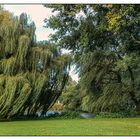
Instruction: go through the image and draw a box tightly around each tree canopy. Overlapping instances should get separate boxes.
[45,4,140,114]
[0,8,71,119]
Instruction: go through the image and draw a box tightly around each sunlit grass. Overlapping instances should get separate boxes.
[0,118,140,136]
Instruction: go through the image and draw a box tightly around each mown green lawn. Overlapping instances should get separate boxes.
[0,118,140,136]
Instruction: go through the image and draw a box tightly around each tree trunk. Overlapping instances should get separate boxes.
[135,102,140,115]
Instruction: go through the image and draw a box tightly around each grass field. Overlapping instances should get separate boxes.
[0,118,140,136]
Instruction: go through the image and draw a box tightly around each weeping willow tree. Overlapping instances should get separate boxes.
[0,9,71,119]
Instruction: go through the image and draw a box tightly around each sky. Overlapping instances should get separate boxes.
[4,5,53,41]
[3,5,79,82]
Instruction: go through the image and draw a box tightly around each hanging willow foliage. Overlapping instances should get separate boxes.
[0,9,71,119]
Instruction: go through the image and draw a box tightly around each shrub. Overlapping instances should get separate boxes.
[60,111,81,119]
[51,103,64,111]
[96,111,137,118]
[47,111,81,119]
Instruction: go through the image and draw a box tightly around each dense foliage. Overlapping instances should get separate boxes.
[59,78,81,111]
[45,4,140,114]
[0,8,71,119]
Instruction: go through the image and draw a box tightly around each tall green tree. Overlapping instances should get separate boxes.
[45,4,140,114]
[0,9,71,119]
